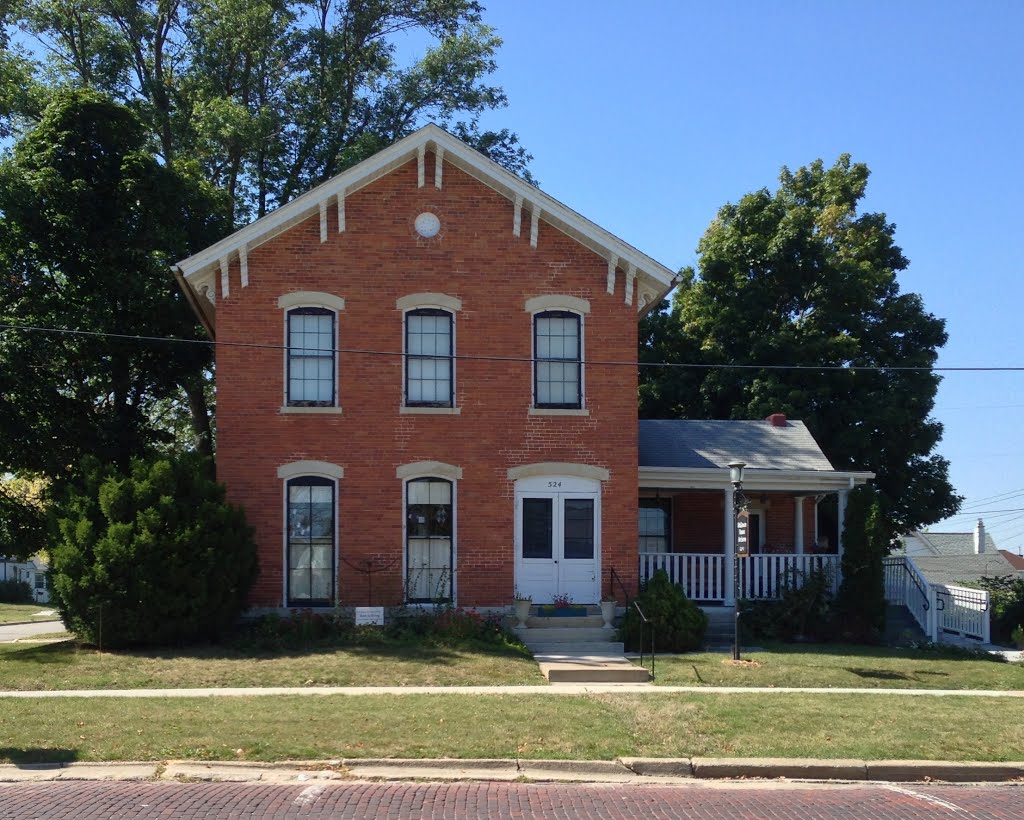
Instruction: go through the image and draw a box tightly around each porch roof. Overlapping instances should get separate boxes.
[638,419,874,492]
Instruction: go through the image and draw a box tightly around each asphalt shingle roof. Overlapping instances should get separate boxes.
[900,531,999,557]
[910,554,1018,586]
[638,419,835,471]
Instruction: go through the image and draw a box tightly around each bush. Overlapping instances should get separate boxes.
[239,606,523,652]
[742,566,834,642]
[0,578,33,603]
[50,454,258,648]
[970,575,1024,646]
[619,569,707,652]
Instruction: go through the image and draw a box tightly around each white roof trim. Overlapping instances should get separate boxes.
[174,124,676,328]
[639,466,874,493]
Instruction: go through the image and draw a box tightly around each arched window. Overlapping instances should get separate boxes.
[405,477,454,603]
[286,476,336,606]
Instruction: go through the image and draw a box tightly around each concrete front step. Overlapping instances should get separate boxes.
[526,642,625,656]
[537,656,651,683]
[515,626,613,643]
[524,615,605,629]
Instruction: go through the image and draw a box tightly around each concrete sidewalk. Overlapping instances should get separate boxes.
[2,683,1024,698]
[1,757,1022,785]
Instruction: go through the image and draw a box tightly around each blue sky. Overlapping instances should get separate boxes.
[464,1,1024,549]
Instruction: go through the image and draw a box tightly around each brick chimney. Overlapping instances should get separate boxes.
[974,519,986,554]
[766,413,787,427]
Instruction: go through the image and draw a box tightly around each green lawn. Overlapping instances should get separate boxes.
[1,692,1022,764]
[0,639,544,690]
[649,643,1024,690]
[0,603,58,625]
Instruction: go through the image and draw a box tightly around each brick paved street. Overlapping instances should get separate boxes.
[2,780,1023,819]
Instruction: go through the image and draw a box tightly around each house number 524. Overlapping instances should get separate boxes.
[547,481,562,488]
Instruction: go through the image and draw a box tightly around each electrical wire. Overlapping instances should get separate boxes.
[3,322,1024,373]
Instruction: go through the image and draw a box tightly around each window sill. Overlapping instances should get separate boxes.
[529,407,589,416]
[400,406,461,415]
[279,406,344,414]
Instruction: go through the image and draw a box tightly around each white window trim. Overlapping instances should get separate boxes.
[280,465,342,608]
[399,296,459,410]
[401,470,459,606]
[279,293,344,410]
[527,298,586,411]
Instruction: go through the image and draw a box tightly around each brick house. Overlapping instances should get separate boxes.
[174,125,871,611]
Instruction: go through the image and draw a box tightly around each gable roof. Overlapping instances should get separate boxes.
[900,530,999,557]
[174,124,677,336]
[910,554,1018,586]
[639,419,836,471]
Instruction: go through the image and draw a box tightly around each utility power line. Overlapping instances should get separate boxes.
[4,322,1024,373]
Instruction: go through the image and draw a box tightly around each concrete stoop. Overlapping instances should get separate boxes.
[516,609,651,684]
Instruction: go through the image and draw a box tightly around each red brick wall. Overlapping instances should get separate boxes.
[669,491,819,554]
[215,153,639,607]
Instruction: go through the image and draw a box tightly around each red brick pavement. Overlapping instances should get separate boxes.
[1,781,1022,819]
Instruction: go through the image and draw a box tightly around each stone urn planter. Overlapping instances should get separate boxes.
[514,598,532,628]
[600,599,617,629]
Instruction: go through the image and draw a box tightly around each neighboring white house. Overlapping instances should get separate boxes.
[0,555,50,603]
[899,519,1017,585]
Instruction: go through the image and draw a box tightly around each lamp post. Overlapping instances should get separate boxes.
[729,461,748,661]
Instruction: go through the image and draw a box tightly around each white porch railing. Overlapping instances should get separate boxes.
[638,552,839,602]
[883,555,991,645]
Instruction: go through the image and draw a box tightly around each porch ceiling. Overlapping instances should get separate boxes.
[639,466,874,493]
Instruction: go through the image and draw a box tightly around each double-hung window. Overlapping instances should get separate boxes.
[405,309,453,407]
[534,310,582,408]
[639,498,672,553]
[286,476,335,606]
[286,307,335,406]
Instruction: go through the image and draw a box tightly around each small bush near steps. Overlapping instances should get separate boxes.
[618,569,707,652]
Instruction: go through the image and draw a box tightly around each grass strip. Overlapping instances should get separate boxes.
[0,604,56,625]
[0,640,544,690]
[651,643,1024,690]
[1,693,1022,764]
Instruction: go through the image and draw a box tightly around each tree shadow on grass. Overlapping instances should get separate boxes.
[845,667,919,682]
[0,747,78,765]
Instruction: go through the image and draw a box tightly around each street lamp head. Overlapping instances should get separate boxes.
[728,461,746,486]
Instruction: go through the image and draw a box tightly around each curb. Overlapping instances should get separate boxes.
[2,758,1023,785]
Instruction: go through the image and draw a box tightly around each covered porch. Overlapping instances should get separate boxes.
[638,417,874,604]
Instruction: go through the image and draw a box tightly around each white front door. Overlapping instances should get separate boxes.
[514,476,600,604]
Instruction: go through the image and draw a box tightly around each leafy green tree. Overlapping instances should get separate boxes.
[50,453,257,647]
[619,569,707,652]
[0,475,48,561]
[641,156,961,538]
[10,0,532,220]
[0,90,230,477]
[834,485,888,641]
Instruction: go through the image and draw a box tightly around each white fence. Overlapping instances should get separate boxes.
[883,555,991,645]
[638,553,838,602]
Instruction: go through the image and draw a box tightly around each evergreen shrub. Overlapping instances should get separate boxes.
[619,569,707,652]
[50,454,257,648]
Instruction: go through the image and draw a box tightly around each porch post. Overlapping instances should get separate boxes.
[724,485,736,606]
[794,496,805,555]
[837,489,849,579]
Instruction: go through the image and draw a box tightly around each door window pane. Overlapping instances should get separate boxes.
[563,498,594,559]
[522,498,553,559]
